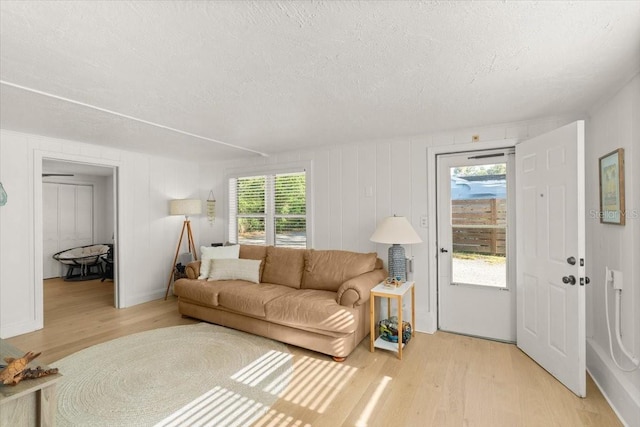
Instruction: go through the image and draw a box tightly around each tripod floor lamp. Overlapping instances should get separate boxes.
[164,198,201,300]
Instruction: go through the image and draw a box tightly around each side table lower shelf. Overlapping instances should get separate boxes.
[370,280,415,360]
[373,336,407,352]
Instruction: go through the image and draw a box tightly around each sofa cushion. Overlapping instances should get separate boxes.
[218,283,297,318]
[239,244,268,260]
[173,279,251,307]
[265,289,358,334]
[208,258,261,283]
[261,246,305,289]
[301,250,378,292]
[239,244,268,280]
[198,245,240,279]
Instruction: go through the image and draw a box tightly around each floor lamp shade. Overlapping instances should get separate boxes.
[370,215,422,281]
[170,199,202,217]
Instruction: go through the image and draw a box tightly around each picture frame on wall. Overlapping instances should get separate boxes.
[599,148,625,225]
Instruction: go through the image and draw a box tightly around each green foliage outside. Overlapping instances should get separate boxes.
[452,163,506,177]
[237,174,306,235]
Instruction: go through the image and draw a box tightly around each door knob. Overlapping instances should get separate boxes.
[567,256,576,265]
[562,275,576,285]
[440,248,448,253]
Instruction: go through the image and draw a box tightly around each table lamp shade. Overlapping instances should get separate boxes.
[370,215,422,281]
[370,216,422,245]
[170,199,202,216]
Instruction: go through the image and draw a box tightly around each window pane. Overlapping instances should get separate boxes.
[238,217,266,245]
[237,176,265,215]
[275,217,306,248]
[450,164,507,288]
[275,173,306,215]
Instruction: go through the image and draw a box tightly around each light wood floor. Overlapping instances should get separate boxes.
[7,278,621,426]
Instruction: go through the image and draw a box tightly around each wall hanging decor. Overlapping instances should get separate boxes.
[599,148,625,225]
[206,190,216,225]
[0,182,7,206]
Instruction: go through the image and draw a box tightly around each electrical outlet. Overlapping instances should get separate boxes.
[420,215,428,228]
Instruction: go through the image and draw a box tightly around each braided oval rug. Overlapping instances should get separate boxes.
[54,323,293,427]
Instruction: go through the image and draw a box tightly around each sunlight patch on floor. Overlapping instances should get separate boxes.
[253,409,311,427]
[281,355,358,413]
[154,386,266,427]
[231,349,293,387]
[156,350,294,426]
[355,376,392,427]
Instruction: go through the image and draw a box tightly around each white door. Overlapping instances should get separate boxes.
[43,183,94,278]
[437,149,516,342]
[516,121,586,397]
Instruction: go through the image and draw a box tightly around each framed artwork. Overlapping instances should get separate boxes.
[599,148,625,225]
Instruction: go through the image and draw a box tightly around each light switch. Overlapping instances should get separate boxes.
[365,186,374,198]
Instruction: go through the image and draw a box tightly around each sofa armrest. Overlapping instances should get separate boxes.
[336,268,388,307]
[185,261,201,279]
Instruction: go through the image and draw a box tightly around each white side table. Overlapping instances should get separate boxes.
[370,280,415,360]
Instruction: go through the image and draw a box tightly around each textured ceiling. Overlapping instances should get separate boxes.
[1,1,639,161]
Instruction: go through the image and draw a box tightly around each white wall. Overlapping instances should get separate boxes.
[0,130,201,338]
[585,73,640,425]
[198,113,583,334]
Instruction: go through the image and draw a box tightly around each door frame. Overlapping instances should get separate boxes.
[435,149,516,341]
[34,150,122,331]
[424,139,518,333]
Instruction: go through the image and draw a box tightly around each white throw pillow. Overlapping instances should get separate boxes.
[198,245,240,279]
[207,258,261,284]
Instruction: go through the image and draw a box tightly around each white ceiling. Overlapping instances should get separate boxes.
[1,1,639,162]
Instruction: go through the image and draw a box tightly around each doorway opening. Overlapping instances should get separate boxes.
[41,158,119,312]
[437,149,516,342]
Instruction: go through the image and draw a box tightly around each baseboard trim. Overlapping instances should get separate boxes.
[123,289,166,307]
[0,318,43,339]
[586,337,640,427]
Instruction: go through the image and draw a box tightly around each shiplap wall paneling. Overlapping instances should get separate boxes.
[0,134,36,334]
[357,145,377,254]
[341,146,360,252]
[390,141,412,217]
[410,139,431,328]
[328,149,343,249]
[311,150,329,250]
[374,142,393,258]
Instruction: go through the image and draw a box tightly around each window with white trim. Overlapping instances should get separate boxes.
[228,170,307,248]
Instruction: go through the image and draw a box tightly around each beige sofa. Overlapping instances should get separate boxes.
[174,245,387,360]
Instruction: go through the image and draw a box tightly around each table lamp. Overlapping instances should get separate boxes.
[370,215,422,281]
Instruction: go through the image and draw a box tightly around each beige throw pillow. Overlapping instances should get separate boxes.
[198,245,240,279]
[207,258,261,283]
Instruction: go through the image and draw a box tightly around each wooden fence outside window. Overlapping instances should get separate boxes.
[452,198,506,256]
